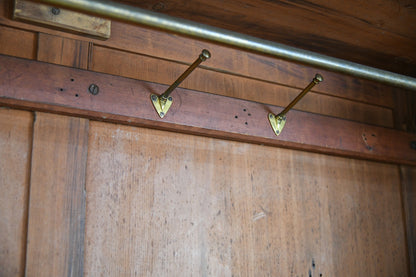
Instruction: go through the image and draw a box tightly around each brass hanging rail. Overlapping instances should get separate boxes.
[36,0,416,91]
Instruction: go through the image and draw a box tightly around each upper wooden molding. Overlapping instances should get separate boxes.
[13,0,111,39]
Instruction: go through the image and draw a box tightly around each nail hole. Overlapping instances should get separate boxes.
[312,260,315,268]
[59,88,64,92]
[248,113,251,116]
[245,122,248,125]
[371,134,376,137]
[75,94,79,97]
[243,108,246,112]
[70,78,74,82]
[235,115,238,119]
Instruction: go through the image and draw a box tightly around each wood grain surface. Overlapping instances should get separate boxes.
[1,55,414,165]
[0,24,37,59]
[401,166,416,277]
[0,108,33,277]
[25,112,88,277]
[37,33,90,69]
[84,121,408,276]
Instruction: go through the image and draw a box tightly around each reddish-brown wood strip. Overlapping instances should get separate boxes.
[0,108,33,277]
[0,25,37,59]
[401,166,416,277]
[91,45,394,127]
[37,33,90,69]
[0,55,414,165]
[25,112,88,276]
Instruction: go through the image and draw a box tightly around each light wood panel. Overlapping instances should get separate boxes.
[84,121,408,276]
[0,24,36,59]
[0,108,33,277]
[37,33,90,69]
[25,112,88,277]
[91,45,394,127]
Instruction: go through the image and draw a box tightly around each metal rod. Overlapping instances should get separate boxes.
[37,0,416,91]
[160,49,210,99]
[278,74,323,116]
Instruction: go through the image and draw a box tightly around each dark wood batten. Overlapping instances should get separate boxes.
[1,54,415,165]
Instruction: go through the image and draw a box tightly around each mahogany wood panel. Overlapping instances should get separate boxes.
[401,166,416,277]
[0,24,36,59]
[37,33,90,69]
[25,112,88,276]
[84,121,408,276]
[91,45,394,127]
[0,2,398,108]
[0,108,33,277]
[0,55,415,165]
[116,0,416,77]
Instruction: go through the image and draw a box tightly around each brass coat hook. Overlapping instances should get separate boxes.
[151,49,211,118]
[268,74,323,136]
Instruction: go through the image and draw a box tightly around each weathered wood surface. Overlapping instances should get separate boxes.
[0,24,36,59]
[0,55,415,165]
[25,112,88,277]
[84,121,408,276]
[37,32,90,69]
[13,0,111,39]
[401,166,416,277]
[0,108,33,277]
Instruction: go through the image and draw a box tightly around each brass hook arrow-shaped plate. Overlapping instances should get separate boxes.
[151,94,173,118]
[268,113,286,136]
[150,49,211,119]
[268,74,323,136]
